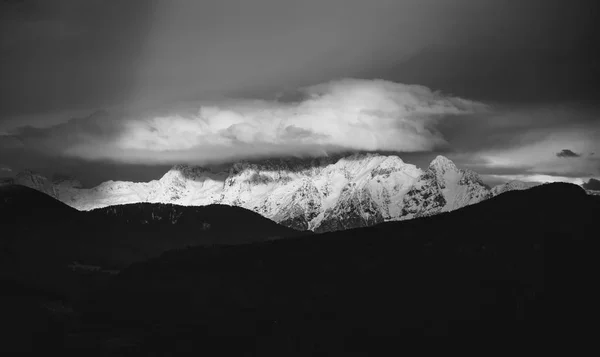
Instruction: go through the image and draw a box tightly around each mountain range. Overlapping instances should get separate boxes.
[0,184,305,353]
[0,184,301,272]
[2,178,598,352]
[8,153,542,232]
[61,183,600,351]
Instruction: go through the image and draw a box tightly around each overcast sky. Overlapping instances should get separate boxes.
[1,0,599,187]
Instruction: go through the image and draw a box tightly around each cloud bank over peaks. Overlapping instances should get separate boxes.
[11,79,488,165]
[115,79,487,163]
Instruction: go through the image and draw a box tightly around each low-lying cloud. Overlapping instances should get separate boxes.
[4,79,487,165]
[484,174,587,186]
[583,178,600,190]
[556,149,581,158]
[439,104,600,185]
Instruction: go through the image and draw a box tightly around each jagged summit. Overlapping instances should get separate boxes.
[428,155,458,171]
[15,169,44,180]
[491,180,539,196]
[169,163,209,172]
[14,169,59,199]
[341,152,388,161]
[12,153,544,232]
[170,164,194,172]
[163,164,212,180]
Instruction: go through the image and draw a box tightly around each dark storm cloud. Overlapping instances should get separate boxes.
[8,109,123,154]
[1,0,599,185]
[0,145,172,187]
[0,134,23,149]
[3,0,598,128]
[436,104,600,154]
[373,40,600,105]
[0,0,154,118]
[429,103,600,184]
[370,1,600,104]
[582,178,600,190]
[556,149,581,158]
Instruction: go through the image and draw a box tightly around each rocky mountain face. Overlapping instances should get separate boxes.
[490,180,539,196]
[13,153,537,232]
[14,170,60,199]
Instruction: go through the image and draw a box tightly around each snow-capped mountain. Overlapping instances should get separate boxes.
[399,156,490,220]
[490,180,540,196]
[13,154,535,232]
[14,170,60,199]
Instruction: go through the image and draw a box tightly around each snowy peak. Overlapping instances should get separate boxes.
[427,155,462,190]
[162,164,212,181]
[339,152,389,163]
[14,153,539,232]
[16,170,47,184]
[400,155,491,216]
[427,155,485,187]
[491,180,539,197]
[14,170,59,199]
[428,155,458,173]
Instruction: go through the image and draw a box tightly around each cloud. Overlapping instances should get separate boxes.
[474,133,600,178]
[441,104,600,183]
[556,149,581,158]
[9,79,487,165]
[582,178,600,191]
[484,174,587,185]
[0,132,23,149]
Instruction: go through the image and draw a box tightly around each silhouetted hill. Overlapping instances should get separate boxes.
[71,182,597,354]
[89,202,300,241]
[0,184,304,299]
[1,183,596,354]
[0,184,306,354]
[0,184,82,224]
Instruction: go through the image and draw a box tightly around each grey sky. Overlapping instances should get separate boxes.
[0,0,598,186]
[3,0,597,120]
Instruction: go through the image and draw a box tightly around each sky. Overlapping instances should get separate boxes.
[0,0,599,187]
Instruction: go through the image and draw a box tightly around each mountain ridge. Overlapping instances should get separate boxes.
[12,153,537,232]
[76,182,597,351]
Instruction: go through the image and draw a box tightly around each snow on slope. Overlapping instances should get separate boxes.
[14,170,59,199]
[490,180,540,196]
[398,155,491,220]
[14,154,538,232]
